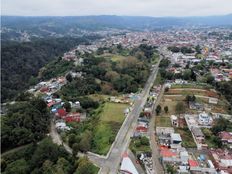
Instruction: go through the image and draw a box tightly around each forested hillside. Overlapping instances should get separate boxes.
[1,36,99,102]
[1,97,49,152]
[1,138,98,174]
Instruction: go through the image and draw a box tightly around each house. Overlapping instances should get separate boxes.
[120,152,139,174]
[210,149,232,174]
[192,127,205,143]
[55,122,71,131]
[56,108,67,118]
[218,131,232,146]
[188,159,199,168]
[156,127,174,136]
[160,149,180,163]
[136,126,148,133]
[40,86,49,93]
[171,115,178,127]
[65,113,81,123]
[180,151,189,163]
[144,107,152,117]
[198,112,213,126]
[170,133,182,148]
[138,117,149,123]
[209,98,218,104]
[171,133,182,144]
[189,101,204,111]
[160,149,177,158]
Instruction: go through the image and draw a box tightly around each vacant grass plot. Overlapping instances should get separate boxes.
[98,53,128,62]
[92,102,129,155]
[166,88,219,98]
[171,83,212,89]
[100,102,129,123]
[164,87,230,114]
[155,116,172,127]
[175,128,196,148]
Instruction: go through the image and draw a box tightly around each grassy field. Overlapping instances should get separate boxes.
[100,102,128,123]
[171,83,212,89]
[154,71,162,85]
[155,116,172,127]
[175,128,197,148]
[166,88,219,98]
[88,94,111,102]
[164,86,230,114]
[92,102,129,155]
[98,53,129,62]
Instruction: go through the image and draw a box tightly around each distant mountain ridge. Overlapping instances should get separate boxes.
[2,14,232,29]
[1,14,232,41]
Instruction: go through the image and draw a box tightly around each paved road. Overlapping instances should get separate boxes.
[90,58,162,174]
[50,57,162,174]
[149,85,165,174]
[50,120,73,154]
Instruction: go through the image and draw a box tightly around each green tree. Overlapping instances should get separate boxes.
[183,69,191,80]
[63,102,71,112]
[15,92,32,101]
[79,131,92,153]
[68,133,76,147]
[140,136,149,146]
[31,138,61,168]
[72,143,80,156]
[164,106,169,113]
[54,157,72,174]
[29,76,38,86]
[66,73,73,83]
[42,160,54,174]
[211,117,232,134]
[205,74,214,84]
[155,105,162,115]
[212,136,222,148]
[195,45,201,54]
[175,102,185,114]
[166,164,177,174]
[4,159,29,174]
[164,87,169,92]
[75,157,97,174]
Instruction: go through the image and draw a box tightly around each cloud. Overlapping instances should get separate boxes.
[1,0,232,17]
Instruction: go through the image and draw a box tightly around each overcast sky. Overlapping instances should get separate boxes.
[2,0,232,17]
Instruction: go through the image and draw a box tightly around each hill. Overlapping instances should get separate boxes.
[1,14,232,41]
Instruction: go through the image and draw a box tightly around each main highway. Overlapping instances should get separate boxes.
[87,56,163,174]
[50,53,164,174]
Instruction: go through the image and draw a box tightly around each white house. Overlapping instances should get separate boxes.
[198,112,213,126]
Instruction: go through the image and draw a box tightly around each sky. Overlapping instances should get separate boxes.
[1,0,232,17]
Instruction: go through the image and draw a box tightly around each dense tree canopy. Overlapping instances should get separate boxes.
[2,138,98,174]
[1,37,93,102]
[1,98,50,151]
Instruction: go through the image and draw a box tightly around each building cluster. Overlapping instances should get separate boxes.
[28,76,67,95]
[27,75,87,131]
[156,111,232,174]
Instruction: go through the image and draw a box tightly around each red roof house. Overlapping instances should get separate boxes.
[188,160,199,167]
[65,113,81,123]
[57,108,67,118]
[40,86,49,93]
[160,149,177,158]
[136,126,148,132]
[219,131,232,144]
[47,101,56,108]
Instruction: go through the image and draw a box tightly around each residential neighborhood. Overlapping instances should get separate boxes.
[2,20,232,174]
